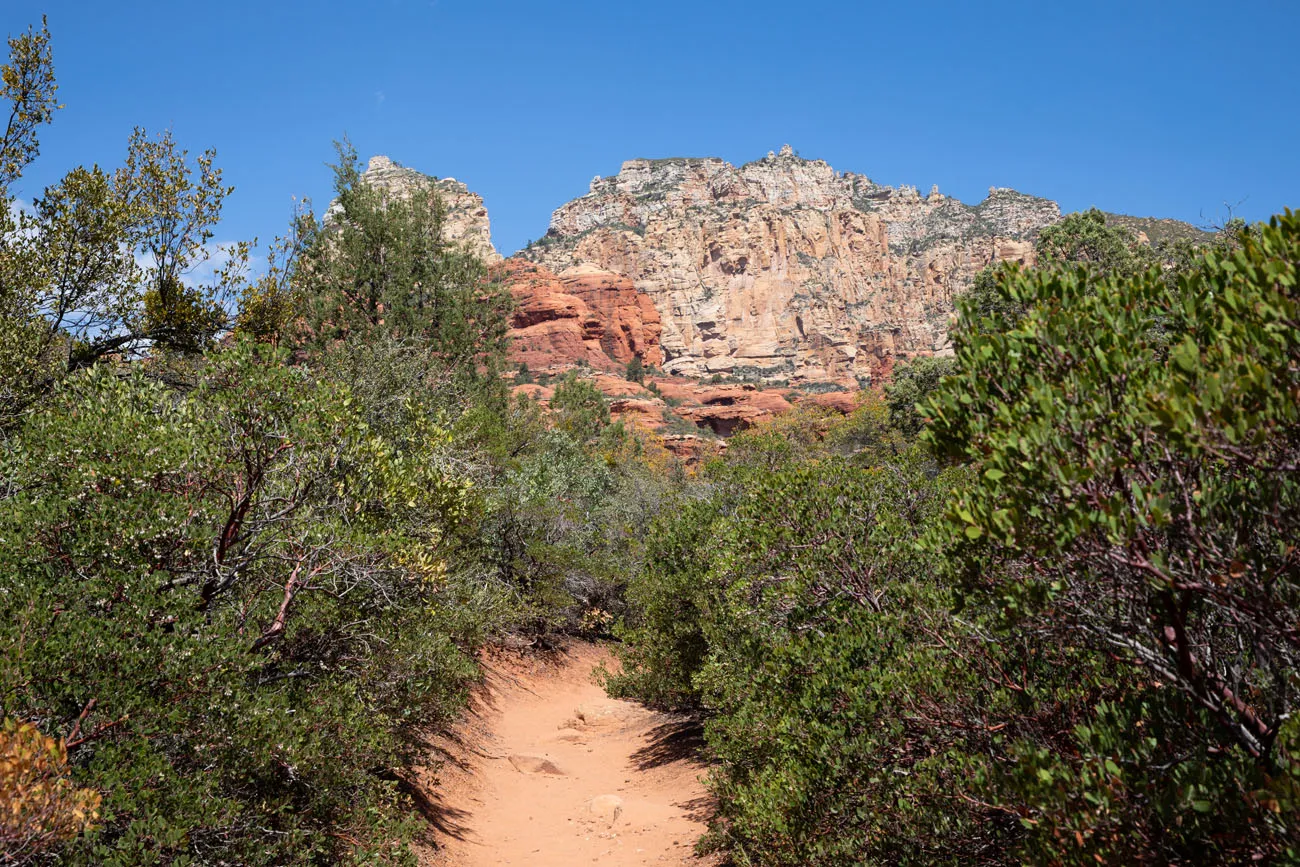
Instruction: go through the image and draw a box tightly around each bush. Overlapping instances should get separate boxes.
[0,342,482,865]
[454,390,689,638]
[1036,207,1156,277]
[625,355,645,384]
[549,373,609,441]
[611,428,1021,864]
[605,496,720,709]
[613,213,1300,866]
[924,211,1300,863]
[0,719,101,864]
[884,355,955,438]
[654,457,1022,861]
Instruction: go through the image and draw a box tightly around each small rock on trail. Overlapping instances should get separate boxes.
[417,642,716,866]
[507,754,566,776]
[588,794,624,826]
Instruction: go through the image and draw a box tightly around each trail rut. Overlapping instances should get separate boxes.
[417,643,715,866]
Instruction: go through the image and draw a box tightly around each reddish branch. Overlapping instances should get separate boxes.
[251,558,322,651]
[64,698,130,751]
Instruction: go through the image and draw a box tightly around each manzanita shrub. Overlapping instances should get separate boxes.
[925,211,1300,863]
[0,341,483,865]
[613,431,1023,865]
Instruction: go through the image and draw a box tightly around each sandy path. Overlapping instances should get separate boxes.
[418,642,714,867]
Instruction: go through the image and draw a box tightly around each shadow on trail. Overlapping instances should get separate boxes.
[402,774,476,844]
[630,716,707,771]
[677,795,714,825]
[401,661,519,848]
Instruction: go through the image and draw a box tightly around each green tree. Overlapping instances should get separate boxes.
[0,18,58,193]
[293,139,511,392]
[0,22,534,866]
[1,21,252,427]
[1037,207,1156,277]
[0,29,247,420]
[234,218,310,344]
[884,355,956,438]
[0,341,481,865]
[625,354,645,384]
[924,211,1300,863]
[121,127,242,354]
[956,263,1029,336]
[10,128,242,365]
[824,392,906,464]
[0,19,61,424]
[549,373,609,441]
[959,207,1178,343]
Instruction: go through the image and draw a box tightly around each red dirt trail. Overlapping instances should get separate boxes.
[416,643,716,867]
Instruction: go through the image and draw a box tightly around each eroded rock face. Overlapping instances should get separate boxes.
[499,259,662,371]
[510,371,804,441]
[522,147,1060,385]
[359,156,502,264]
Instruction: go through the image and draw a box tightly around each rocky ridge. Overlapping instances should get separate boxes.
[359,156,501,264]
[522,145,1060,385]
[1103,212,1216,247]
[357,149,1205,440]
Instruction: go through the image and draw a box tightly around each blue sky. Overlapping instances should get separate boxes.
[7,0,1299,258]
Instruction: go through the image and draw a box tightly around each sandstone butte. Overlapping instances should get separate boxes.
[355,150,1203,440]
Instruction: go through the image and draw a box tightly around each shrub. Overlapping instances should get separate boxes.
[549,373,610,441]
[0,342,482,865]
[625,355,645,384]
[612,439,1021,865]
[1036,207,1156,277]
[925,211,1300,862]
[605,496,720,709]
[884,355,955,438]
[0,720,101,865]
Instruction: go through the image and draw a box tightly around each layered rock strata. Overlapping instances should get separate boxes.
[522,145,1060,385]
[499,260,663,371]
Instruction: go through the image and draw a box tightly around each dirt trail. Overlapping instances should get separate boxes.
[417,642,715,867]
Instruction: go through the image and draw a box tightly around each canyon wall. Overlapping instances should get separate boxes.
[499,259,663,372]
[356,149,1208,437]
[521,145,1060,385]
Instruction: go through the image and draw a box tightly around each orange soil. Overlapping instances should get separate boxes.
[417,643,716,867]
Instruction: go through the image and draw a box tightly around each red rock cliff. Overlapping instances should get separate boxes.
[498,259,662,371]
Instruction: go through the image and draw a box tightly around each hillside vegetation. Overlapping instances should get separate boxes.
[609,209,1300,865]
[2,20,1298,867]
[0,24,673,865]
